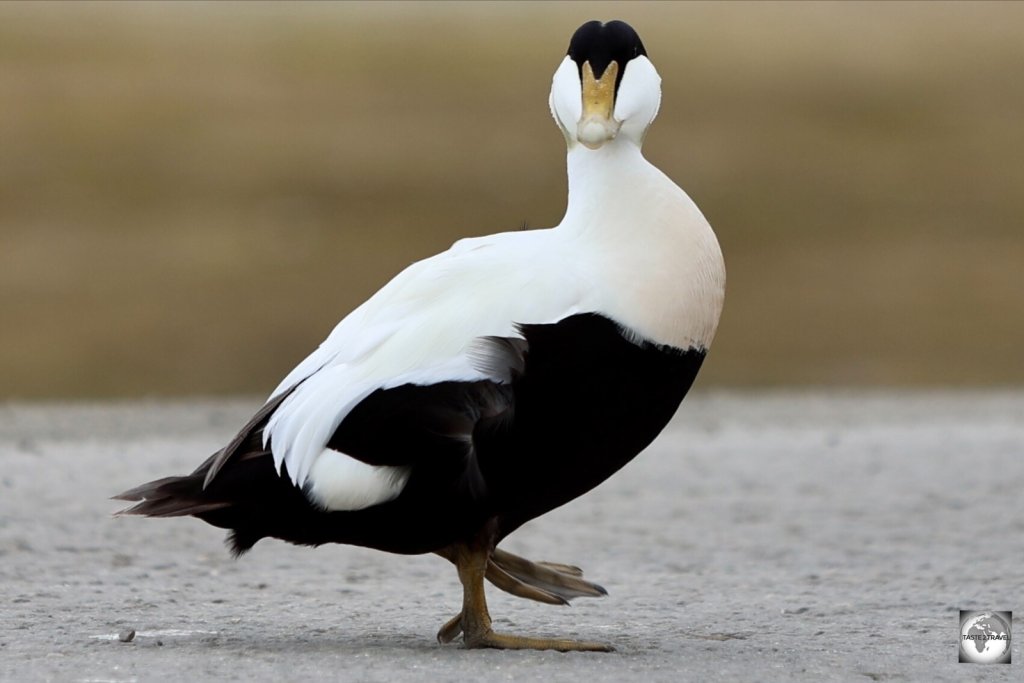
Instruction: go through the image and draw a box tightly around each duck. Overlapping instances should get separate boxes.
[115,19,726,652]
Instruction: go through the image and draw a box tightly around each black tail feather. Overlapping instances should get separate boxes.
[113,443,317,556]
[113,473,231,518]
[113,399,286,552]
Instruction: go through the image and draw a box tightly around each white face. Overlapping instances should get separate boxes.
[548,54,662,150]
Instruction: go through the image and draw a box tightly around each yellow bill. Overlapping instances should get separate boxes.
[577,61,621,149]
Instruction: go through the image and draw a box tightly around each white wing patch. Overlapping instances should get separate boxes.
[306,450,410,511]
[258,135,725,514]
[260,192,722,513]
[262,228,588,511]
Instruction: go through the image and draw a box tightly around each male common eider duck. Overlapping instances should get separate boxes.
[115,19,726,652]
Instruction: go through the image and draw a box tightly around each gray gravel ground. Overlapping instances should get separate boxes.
[1,391,1021,682]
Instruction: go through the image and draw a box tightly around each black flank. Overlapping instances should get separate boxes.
[114,313,704,557]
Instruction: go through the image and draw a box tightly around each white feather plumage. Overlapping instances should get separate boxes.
[262,47,725,513]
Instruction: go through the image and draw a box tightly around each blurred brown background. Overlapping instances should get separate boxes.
[1,1,1022,399]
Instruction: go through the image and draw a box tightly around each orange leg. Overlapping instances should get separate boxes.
[438,541,613,652]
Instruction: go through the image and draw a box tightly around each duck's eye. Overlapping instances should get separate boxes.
[565,20,648,149]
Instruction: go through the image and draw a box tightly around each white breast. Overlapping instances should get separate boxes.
[560,145,726,351]
[263,138,724,513]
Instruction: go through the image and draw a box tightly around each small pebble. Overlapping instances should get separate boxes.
[118,629,136,643]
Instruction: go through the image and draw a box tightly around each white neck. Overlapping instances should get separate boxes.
[562,141,649,231]
[555,139,726,351]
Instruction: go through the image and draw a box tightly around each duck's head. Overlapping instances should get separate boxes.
[550,20,660,151]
